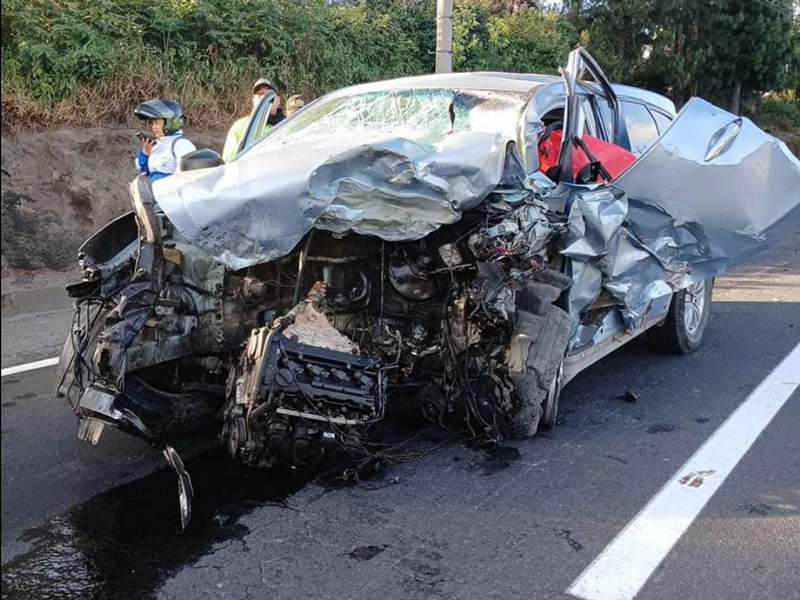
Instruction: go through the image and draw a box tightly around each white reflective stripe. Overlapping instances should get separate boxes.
[567,340,800,600]
[1,357,60,378]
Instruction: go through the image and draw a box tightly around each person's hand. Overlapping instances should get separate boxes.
[142,138,155,156]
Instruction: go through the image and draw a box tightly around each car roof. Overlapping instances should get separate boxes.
[327,71,676,117]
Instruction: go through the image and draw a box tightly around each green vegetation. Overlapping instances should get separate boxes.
[1,0,438,130]
[761,92,800,129]
[1,0,798,132]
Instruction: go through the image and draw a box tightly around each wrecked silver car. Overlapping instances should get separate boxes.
[56,49,800,528]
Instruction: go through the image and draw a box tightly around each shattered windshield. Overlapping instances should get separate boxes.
[258,88,528,149]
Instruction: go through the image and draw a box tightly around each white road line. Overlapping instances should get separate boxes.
[567,340,800,600]
[1,357,60,378]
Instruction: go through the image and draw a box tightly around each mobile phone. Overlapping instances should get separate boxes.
[136,131,156,141]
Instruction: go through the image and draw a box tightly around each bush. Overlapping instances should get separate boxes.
[0,0,578,133]
[0,0,438,131]
[453,0,577,73]
[760,93,800,130]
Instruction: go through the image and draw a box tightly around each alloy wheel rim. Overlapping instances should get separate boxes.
[683,280,706,335]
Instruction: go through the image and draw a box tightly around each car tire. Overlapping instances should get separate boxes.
[505,304,570,438]
[539,361,563,431]
[648,278,714,354]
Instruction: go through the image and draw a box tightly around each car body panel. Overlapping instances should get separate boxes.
[614,97,800,279]
[155,130,517,271]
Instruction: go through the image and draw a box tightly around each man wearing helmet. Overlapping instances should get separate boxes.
[222,78,284,162]
[134,99,197,182]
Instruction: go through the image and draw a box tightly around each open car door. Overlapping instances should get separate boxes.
[549,53,799,328]
[552,48,634,183]
[613,97,800,270]
[236,90,277,158]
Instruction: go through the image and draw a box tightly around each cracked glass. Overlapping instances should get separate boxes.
[259,89,528,149]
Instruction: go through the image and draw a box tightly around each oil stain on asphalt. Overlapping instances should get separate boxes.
[473,445,521,475]
[1,449,310,600]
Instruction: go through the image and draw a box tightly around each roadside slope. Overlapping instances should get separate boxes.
[1,128,223,286]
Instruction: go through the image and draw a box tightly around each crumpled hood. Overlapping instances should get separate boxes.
[154,131,515,270]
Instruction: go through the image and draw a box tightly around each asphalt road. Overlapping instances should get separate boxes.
[1,233,798,600]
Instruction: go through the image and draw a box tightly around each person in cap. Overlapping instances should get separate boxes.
[222,78,284,162]
[134,99,196,182]
[284,94,305,117]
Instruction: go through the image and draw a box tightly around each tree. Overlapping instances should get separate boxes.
[580,0,654,84]
[786,12,800,97]
[705,0,794,114]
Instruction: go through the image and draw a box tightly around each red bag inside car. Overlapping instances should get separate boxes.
[538,128,637,181]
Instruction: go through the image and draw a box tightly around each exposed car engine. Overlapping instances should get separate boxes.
[58,176,571,485]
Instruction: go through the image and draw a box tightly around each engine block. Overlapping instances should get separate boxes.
[224,309,384,468]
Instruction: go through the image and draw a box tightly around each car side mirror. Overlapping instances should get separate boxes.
[179,149,224,172]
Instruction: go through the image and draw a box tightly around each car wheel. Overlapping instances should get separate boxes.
[539,361,563,430]
[648,278,714,354]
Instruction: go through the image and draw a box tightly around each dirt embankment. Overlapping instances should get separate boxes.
[1,127,223,289]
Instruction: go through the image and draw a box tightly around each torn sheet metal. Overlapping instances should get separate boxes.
[556,185,675,324]
[559,178,745,325]
[558,187,627,262]
[558,99,800,325]
[162,445,194,533]
[614,97,800,273]
[310,133,513,240]
[154,132,513,270]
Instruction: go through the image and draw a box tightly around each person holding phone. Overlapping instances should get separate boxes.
[134,99,196,182]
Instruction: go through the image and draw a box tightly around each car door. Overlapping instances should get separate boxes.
[522,78,609,172]
[614,97,800,273]
[235,90,277,158]
[556,48,624,183]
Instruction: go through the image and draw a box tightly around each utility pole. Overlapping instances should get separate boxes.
[435,0,453,73]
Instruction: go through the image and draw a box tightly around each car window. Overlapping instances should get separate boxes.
[651,109,673,135]
[622,101,659,156]
[240,93,275,154]
[579,96,598,137]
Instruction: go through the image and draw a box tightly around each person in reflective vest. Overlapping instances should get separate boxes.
[223,78,285,162]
